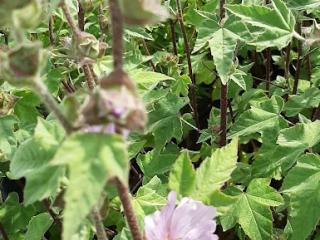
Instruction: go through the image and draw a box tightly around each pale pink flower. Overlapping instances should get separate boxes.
[144,192,218,240]
[81,123,130,138]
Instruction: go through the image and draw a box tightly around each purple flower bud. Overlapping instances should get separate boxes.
[144,192,218,240]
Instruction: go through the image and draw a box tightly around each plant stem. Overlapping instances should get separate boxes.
[312,107,320,121]
[293,22,302,95]
[83,64,95,90]
[98,4,108,36]
[43,199,63,230]
[219,0,227,147]
[141,39,156,71]
[89,64,99,84]
[77,0,85,31]
[169,19,178,55]
[109,0,124,71]
[284,43,291,83]
[0,223,8,240]
[176,0,200,129]
[48,16,55,45]
[306,53,312,84]
[265,49,271,96]
[32,80,73,134]
[91,207,108,240]
[112,178,143,240]
[60,0,82,38]
[62,80,74,93]
[220,84,227,147]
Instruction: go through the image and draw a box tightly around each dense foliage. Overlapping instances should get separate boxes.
[1,0,320,239]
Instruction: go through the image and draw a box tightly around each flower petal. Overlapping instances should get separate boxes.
[144,191,176,240]
[169,197,217,239]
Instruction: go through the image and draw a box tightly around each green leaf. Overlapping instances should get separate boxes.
[24,166,65,205]
[169,151,196,197]
[137,144,179,178]
[193,17,220,52]
[192,138,238,201]
[9,118,65,205]
[229,96,284,138]
[0,193,36,238]
[148,93,189,149]
[125,26,153,40]
[51,132,128,240]
[226,0,295,50]
[130,70,174,85]
[282,154,320,240]
[285,88,320,116]
[13,90,40,125]
[132,176,167,228]
[253,121,320,178]
[0,115,17,160]
[172,75,192,96]
[287,0,320,10]
[209,28,238,85]
[221,179,284,240]
[25,213,53,240]
[230,107,278,137]
[277,121,320,148]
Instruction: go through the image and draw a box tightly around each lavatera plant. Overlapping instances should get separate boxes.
[0,0,320,240]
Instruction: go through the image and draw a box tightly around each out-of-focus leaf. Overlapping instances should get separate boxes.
[51,132,128,240]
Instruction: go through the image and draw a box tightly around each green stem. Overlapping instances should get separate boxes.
[32,80,73,134]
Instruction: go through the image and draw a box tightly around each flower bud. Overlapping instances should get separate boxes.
[0,41,44,86]
[72,32,100,62]
[79,70,147,135]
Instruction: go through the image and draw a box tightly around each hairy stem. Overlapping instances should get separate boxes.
[306,53,312,84]
[284,43,291,83]
[89,64,99,84]
[43,199,63,230]
[169,19,178,55]
[219,0,227,147]
[48,16,55,45]
[91,207,108,240]
[77,0,85,31]
[109,0,124,70]
[60,0,82,38]
[112,178,143,240]
[83,64,95,90]
[312,107,320,121]
[176,0,200,129]
[141,39,156,71]
[98,4,107,36]
[220,84,228,147]
[265,49,271,96]
[32,80,73,134]
[293,22,302,95]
